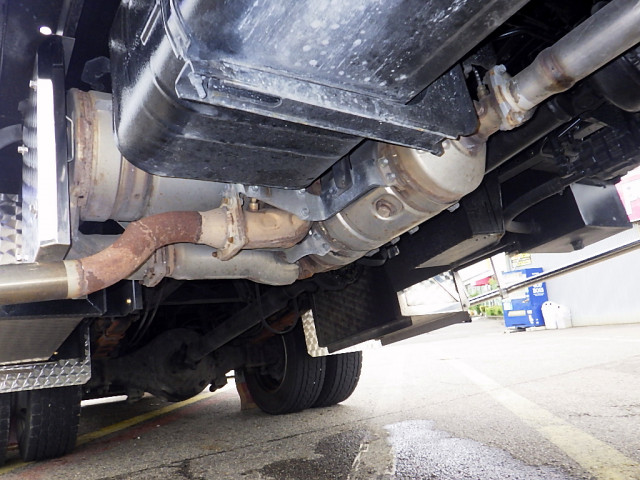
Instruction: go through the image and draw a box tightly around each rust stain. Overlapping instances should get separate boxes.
[77,211,202,295]
[534,49,575,95]
[69,203,310,296]
[70,90,95,208]
[250,310,299,343]
[93,317,134,358]
[296,256,336,279]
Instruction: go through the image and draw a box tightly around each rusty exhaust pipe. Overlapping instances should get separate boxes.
[0,207,308,305]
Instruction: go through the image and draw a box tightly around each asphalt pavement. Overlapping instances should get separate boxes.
[1,317,639,480]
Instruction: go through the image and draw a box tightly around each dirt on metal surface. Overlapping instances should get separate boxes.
[68,89,95,212]
[244,209,310,249]
[71,206,309,296]
[75,211,203,295]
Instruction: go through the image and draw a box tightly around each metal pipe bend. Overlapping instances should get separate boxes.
[0,207,309,305]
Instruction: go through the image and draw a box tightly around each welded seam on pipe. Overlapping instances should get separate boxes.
[66,211,203,297]
[511,0,640,110]
[0,206,308,305]
[62,208,309,299]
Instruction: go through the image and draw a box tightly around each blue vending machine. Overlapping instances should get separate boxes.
[501,268,548,328]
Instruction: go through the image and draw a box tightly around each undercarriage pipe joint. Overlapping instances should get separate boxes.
[0,206,309,305]
[511,0,640,113]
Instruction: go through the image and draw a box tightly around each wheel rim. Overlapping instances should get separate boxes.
[252,336,288,393]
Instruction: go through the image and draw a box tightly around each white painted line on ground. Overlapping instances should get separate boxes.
[346,439,369,480]
[451,359,640,480]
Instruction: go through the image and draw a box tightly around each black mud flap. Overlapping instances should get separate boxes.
[311,266,471,351]
[311,266,411,352]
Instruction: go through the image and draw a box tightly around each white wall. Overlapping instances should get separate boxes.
[530,226,640,326]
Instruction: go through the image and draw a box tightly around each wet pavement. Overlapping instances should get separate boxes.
[386,420,571,480]
[1,317,639,479]
[255,429,368,479]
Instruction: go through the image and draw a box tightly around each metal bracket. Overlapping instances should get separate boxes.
[452,270,470,310]
[217,188,247,261]
[490,256,507,301]
[175,63,475,153]
[141,247,170,287]
[284,231,331,263]
[236,144,390,221]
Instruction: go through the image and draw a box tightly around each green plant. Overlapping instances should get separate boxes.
[484,305,504,316]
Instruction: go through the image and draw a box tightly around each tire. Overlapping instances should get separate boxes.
[313,351,362,408]
[0,394,10,466]
[244,325,326,415]
[14,386,82,462]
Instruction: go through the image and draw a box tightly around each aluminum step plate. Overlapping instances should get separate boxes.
[0,331,90,393]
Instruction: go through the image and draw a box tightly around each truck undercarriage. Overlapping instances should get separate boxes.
[0,0,639,462]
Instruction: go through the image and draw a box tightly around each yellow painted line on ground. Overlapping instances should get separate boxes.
[76,389,219,446]
[0,458,33,475]
[0,389,220,476]
[451,360,640,480]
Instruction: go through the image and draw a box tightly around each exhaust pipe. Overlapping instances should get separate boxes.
[485,0,640,131]
[0,207,308,305]
[512,0,640,111]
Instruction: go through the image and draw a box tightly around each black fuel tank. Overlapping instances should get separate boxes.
[110,0,523,188]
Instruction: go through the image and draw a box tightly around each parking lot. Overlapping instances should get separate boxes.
[1,317,639,480]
